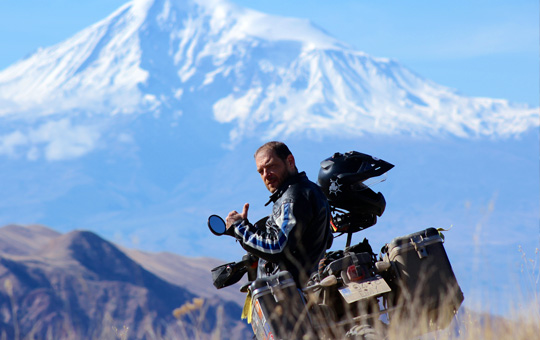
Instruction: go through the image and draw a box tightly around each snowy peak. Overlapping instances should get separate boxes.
[0,0,538,161]
[213,48,537,142]
[0,0,343,117]
[0,1,146,116]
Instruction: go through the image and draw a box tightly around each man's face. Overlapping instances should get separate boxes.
[255,150,295,193]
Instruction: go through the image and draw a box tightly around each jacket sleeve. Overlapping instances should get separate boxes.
[233,199,311,262]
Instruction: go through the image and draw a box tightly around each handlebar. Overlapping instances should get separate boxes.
[211,254,258,289]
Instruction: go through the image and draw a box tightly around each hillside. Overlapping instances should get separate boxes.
[0,224,249,339]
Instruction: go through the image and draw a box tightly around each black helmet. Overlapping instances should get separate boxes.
[318,151,394,216]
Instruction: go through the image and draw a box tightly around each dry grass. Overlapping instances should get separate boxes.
[380,245,540,340]
[378,302,539,340]
[245,242,540,340]
[2,280,538,340]
[1,244,538,339]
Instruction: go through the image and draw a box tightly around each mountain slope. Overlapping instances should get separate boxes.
[0,224,60,255]
[0,0,536,161]
[123,248,247,306]
[0,225,248,339]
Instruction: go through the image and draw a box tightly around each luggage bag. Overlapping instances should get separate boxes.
[382,228,464,331]
[250,271,312,340]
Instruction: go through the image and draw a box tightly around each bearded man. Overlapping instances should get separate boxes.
[225,141,333,286]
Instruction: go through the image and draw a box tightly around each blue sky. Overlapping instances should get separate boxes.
[0,0,538,106]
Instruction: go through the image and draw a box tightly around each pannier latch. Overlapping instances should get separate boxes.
[410,235,428,259]
[270,285,286,303]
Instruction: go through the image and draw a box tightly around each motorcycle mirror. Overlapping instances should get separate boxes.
[208,215,227,236]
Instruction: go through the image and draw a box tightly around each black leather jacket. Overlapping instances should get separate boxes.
[233,172,333,286]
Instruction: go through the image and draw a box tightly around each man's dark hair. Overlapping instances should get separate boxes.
[254,141,293,161]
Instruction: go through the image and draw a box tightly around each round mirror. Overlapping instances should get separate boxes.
[208,215,227,236]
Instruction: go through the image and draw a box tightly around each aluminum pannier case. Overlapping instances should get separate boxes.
[250,271,313,340]
[381,228,464,331]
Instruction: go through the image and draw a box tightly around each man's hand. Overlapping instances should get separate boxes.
[226,203,249,231]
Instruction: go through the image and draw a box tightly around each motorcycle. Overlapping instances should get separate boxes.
[208,151,464,340]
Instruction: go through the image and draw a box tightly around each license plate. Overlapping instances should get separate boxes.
[338,276,391,304]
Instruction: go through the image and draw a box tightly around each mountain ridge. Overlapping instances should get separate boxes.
[0,224,248,339]
[0,224,247,305]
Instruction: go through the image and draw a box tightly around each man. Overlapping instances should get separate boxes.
[225,141,332,286]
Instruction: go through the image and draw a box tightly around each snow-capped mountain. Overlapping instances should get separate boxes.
[0,0,537,161]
